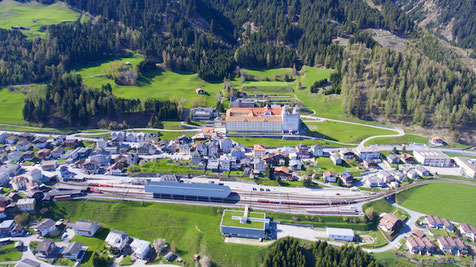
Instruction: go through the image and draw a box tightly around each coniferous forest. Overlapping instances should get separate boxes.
[0,0,473,130]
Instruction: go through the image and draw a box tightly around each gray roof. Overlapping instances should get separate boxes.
[70,221,98,232]
[36,219,55,232]
[64,241,83,255]
[15,259,41,267]
[145,181,231,198]
[37,240,55,252]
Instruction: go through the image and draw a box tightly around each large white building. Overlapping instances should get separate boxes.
[413,149,452,167]
[225,106,300,133]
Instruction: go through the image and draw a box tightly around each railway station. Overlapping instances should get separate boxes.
[144,181,233,202]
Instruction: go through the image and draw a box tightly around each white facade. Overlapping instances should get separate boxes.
[17,198,36,212]
[326,227,354,242]
[225,106,300,133]
[130,239,150,259]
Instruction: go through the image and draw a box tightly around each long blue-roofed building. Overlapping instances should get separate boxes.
[144,181,232,202]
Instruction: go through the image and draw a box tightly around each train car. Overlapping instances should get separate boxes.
[257,199,270,203]
[88,183,99,187]
[89,189,102,194]
[54,195,72,200]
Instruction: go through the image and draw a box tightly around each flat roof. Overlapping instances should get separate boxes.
[413,150,450,159]
[220,210,266,229]
[326,227,355,237]
[145,181,231,198]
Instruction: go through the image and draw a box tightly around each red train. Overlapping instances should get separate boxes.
[257,199,356,206]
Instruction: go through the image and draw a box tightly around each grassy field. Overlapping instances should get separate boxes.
[128,159,204,175]
[0,243,22,262]
[363,198,395,215]
[0,89,26,125]
[0,0,83,37]
[306,121,395,143]
[47,200,268,267]
[313,157,362,177]
[70,227,109,267]
[373,251,416,267]
[241,68,293,80]
[364,134,429,146]
[75,54,224,108]
[396,183,476,224]
[230,137,353,147]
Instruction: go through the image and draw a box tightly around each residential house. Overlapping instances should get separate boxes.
[339,171,353,184]
[362,175,385,188]
[406,169,419,179]
[130,238,151,260]
[442,218,454,232]
[10,176,29,191]
[437,236,468,257]
[63,241,85,261]
[231,146,245,161]
[363,159,379,168]
[105,230,130,250]
[34,219,56,237]
[330,153,342,165]
[32,137,48,149]
[179,143,191,155]
[429,136,445,146]
[253,144,267,158]
[289,158,302,170]
[22,151,35,162]
[339,148,355,160]
[459,223,476,242]
[400,153,415,164]
[0,219,14,236]
[310,145,324,157]
[377,170,394,184]
[16,140,31,152]
[415,166,430,177]
[323,171,337,183]
[81,158,100,174]
[274,167,293,180]
[51,147,64,159]
[64,139,78,147]
[16,198,36,212]
[10,223,25,237]
[207,158,219,171]
[424,215,444,229]
[29,169,46,183]
[386,154,400,164]
[8,151,22,162]
[190,106,217,121]
[379,213,401,233]
[69,220,99,237]
[218,138,233,153]
[41,160,57,171]
[6,136,18,145]
[0,132,6,144]
[107,161,127,176]
[36,240,56,258]
[37,149,51,160]
[219,154,231,172]
[253,158,266,174]
[355,147,380,161]
[406,236,434,255]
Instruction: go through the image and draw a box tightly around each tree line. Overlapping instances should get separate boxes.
[22,73,178,127]
[263,237,381,267]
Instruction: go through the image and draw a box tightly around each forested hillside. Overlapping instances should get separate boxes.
[397,0,475,52]
[0,0,474,133]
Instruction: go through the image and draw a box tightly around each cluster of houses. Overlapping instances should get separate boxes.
[404,215,474,258]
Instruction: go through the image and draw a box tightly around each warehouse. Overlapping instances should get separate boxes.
[220,206,270,239]
[413,150,452,167]
[144,181,232,202]
[326,227,355,242]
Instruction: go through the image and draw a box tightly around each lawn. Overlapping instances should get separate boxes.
[221,210,265,229]
[0,89,25,125]
[230,137,353,147]
[0,243,21,262]
[75,55,224,108]
[373,251,416,267]
[306,121,395,143]
[362,198,395,215]
[314,157,362,177]
[396,183,476,224]
[0,0,83,37]
[241,68,293,80]
[46,200,268,267]
[364,134,429,146]
[128,159,204,175]
[70,227,109,267]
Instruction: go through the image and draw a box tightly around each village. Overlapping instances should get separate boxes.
[0,102,474,266]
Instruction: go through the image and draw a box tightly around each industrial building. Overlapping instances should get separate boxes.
[326,227,355,242]
[454,157,476,178]
[145,181,232,202]
[413,150,452,167]
[220,207,270,239]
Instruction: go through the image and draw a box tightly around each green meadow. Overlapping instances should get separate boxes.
[47,200,268,267]
[0,88,26,125]
[306,121,395,143]
[0,0,83,37]
[364,134,429,146]
[396,183,476,224]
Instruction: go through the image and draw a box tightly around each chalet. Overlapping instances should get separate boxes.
[41,160,57,171]
[16,140,31,151]
[105,230,130,250]
[379,213,401,233]
[10,176,28,191]
[406,169,419,179]
[339,171,353,184]
[36,240,56,258]
[339,148,355,160]
[51,147,64,159]
[330,153,342,165]
[386,154,400,164]
[130,238,151,260]
[289,158,302,170]
[355,147,380,161]
[406,236,434,255]
[253,158,266,174]
[6,136,17,145]
[415,166,430,177]
[22,151,35,162]
[459,223,476,242]
[8,151,22,162]
[400,153,415,164]
[363,159,379,168]
[34,219,56,237]
[107,161,126,175]
[424,215,444,229]
[63,241,85,261]
[362,175,385,188]
[323,171,337,183]
[195,88,206,95]
[81,158,100,174]
[0,219,14,236]
[377,170,394,184]
[37,149,51,160]
[437,236,468,257]
[69,220,99,237]
[442,218,454,232]
[10,223,25,237]
[274,167,293,180]
[429,136,445,146]
[253,144,267,158]
[310,145,324,157]
[32,137,48,149]
[64,139,78,147]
